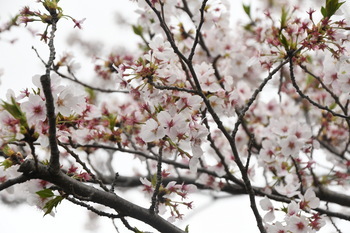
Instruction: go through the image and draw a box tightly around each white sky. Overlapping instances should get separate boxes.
[0,1,348,232]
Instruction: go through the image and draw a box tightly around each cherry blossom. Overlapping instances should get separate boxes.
[299,188,320,211]
[287,215,311,233]
[139,118,166,142]
[72,18,86,29]
[157,111,187,141]
[265,221,288,233]
[20,94,46,127]
[275,174,300,198]
[287,200,300,217]
[1,0,350,232]
[337,59,350,93]
[55,86,86,116]
[194,62,222,92]
[260,196,275,222]
[149,36,175,61]
[280,135,304,157]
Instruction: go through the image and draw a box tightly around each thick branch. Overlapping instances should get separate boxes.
[18,159,186,233]
[41,75,60,174]
[0,174,31,191]
[41,11,60,174]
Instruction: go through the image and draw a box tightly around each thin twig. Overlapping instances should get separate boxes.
[110,173,119,193]
[288,56,349,119]
[147,77,199,94]
[67,196,121,218]
[325,202,343,233]
[149,146,163,214]
[40,10,60,174]
[188,0,209,62]
[291,156,304,194]
[0,175,31,191]
[54,69,129,93]
[59,142,110,192]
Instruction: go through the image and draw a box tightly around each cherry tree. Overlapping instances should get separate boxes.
[0,0,350,232]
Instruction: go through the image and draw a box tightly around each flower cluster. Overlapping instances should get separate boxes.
[0,0,350,232]
[140,175,197,222]
[261,188,325,233]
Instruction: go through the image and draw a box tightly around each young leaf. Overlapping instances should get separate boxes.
[1,97,28,128]
[132,25,143,36]
[43,196,64,216]
[321,6,328,17]
[0,159,13,169]
[279,33,289,50]
[1,144,15,157]
[243,4,251,17]
[151,173,157,187]
[321,0,345,18]
[36,189,55,198]
[280,7,289,29]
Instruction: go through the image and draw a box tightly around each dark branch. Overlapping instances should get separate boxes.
[0,174,31,191]
[18,159,186,233]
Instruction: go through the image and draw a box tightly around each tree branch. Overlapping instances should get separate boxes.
[149,146,163,214]
[40,10,60,174]
[0,174,31,191]
[288,55,349,119]
[41,74,61,174]
[18,159,186,233]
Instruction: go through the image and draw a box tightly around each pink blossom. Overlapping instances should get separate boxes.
[280,135,303,157]
[229,53,249,77]
[176,93,202,114]
[194,62,221,92]
[260,196,275,222]
[265,221,288,233]
[139,118,166,142]
[299,188,320,210]
[189,123,208,173]
[55,86,86,116]
[287,215,310,233]
[275,174,300,197]
[140,177,154,195]
[73,18,86,29]
[157,111,187,141]
[270,118,291,136]
[337,60,350,93]
[259,139,278,163]
[21,94,46,126]
[148,36,175,61]
[32,74,64,98]
[287,200,300,216]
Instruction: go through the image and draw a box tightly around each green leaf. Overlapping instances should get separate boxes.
[185,225,190,233]
[321,0,345,18]
[134,228,143,233]
[242,4,251,17]
[150,173,157,187]
[279,33,289,50]
[85,87,96,103]
[321,6,328,17]
[1,144,15,156]
[0,159,13,169]
[305,74,314,86]
[132,25,143,36]
[43,196,64,216]
[108,114,117,130]
[1,97,28,128]
[280,7,289,29]
[36,189,55,198]
[329,102,337,110]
